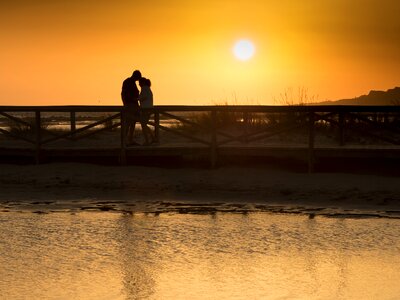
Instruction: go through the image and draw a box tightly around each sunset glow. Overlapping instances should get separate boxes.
[0,1,399,105]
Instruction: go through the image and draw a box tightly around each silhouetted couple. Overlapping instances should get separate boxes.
[121,70,154,146]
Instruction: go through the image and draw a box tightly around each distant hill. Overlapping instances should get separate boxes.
[316,87,400,105]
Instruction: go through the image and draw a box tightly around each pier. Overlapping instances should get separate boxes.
[1,105,400,172]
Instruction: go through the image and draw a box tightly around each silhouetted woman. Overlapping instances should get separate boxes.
[138,77,155,145]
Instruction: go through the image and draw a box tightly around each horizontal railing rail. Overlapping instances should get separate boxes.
[1,105,400,112]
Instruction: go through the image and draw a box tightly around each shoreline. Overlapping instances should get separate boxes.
[1,163,399,218]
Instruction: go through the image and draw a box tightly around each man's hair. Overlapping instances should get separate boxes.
[132,70,142,79]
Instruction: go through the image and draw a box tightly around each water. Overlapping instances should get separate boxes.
[1,211,400,299]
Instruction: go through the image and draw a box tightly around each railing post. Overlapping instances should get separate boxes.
[338,112,345,146]
[70,111,76,140]
[154,110,160,143]
[243,112,249,143]
[120,109,127,165]
[308,111,315,173]
[35,111,41,164]
[210,110,217,168]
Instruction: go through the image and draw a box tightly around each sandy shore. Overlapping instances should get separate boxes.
[0,163,399,218]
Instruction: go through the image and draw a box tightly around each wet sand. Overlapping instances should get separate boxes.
[0,163,399,218]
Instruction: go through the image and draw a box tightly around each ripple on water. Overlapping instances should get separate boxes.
[0,211,400,299]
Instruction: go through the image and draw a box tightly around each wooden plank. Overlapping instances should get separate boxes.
[157,123,211,145]
[76,122,121,140]
[160,111,203,128]
[0,128,35,144]
[120,111,126,165]
[347,113,400,145]
[0,111,33,127]
[247,123,307,143]
[348,112,400,134]
[159,111,237,142]
[154,112,160,143]
[216,115,306,146]
[1,145,399,167]
[243,112,249,144]
[0,106,123,112]
[35,111,41,164]
[155,105,400,113]
[339,112,345,146]
[210,111,217,168]
[70,111,76,139]
[308,112,315,173]
[41,113,120,144]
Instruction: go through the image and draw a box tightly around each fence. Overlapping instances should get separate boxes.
[1,105,400,172]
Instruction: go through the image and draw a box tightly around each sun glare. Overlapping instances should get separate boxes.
[233,39,255,61]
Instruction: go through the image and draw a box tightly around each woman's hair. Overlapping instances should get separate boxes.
[139,77,151,87]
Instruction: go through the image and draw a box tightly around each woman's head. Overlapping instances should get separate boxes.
[139,77,151,87]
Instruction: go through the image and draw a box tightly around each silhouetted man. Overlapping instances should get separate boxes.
[121,70,141,145]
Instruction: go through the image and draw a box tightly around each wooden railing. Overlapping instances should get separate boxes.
[1,105,400,171]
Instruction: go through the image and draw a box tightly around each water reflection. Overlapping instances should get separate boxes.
[0,212,400,299]
[117,215,156,299]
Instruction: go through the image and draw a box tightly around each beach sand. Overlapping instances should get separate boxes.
[1,163,399,218]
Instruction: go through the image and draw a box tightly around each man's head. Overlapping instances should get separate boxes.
[131,70,142,80]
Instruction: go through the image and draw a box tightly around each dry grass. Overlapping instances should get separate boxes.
[273,87,318,106]
[5,118,49,137]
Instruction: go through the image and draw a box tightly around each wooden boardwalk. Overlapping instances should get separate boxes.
[1,105,400,172]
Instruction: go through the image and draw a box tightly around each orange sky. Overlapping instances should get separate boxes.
[1,0,399,105]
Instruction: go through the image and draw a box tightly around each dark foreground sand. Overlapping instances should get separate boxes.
[0,163,399,218]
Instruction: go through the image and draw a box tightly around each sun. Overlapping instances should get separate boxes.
[233,39,255,61]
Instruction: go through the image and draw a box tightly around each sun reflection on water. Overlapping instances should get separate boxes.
[0,212,399,299]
